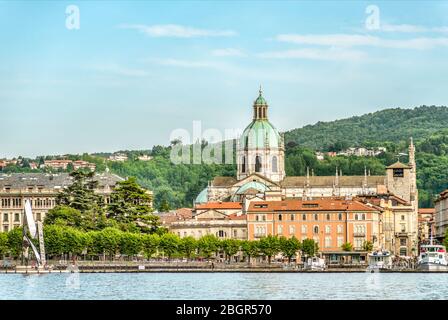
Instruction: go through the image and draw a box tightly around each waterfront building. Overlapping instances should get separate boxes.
[434,190,448,241]
[0,172,151,232]
[246,198,382,264]
[194,89,419,256]
[418,208,435,243]
[170,208,247,240]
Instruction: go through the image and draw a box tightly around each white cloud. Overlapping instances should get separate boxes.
[276,33,448,50]
[380,23,448,33]
[258,47,367,61]
[119,24,236,38]
[211,48,246,57]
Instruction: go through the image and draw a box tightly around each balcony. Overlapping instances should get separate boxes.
[353,232,365,237]
[254,233,266,239]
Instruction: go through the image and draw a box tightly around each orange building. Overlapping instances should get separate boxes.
[247,198,382,264]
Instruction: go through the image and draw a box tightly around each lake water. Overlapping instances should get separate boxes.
[0,272,447,300]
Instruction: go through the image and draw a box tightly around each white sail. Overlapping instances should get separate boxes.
[24,200,37,239]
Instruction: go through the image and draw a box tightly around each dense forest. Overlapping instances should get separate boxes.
[2,106,448,210]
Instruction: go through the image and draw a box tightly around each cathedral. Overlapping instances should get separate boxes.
[195,89,418,212]
[192,88,419,256]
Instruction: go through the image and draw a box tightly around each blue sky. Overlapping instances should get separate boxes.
[1,1,448,158]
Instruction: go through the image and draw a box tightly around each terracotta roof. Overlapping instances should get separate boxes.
[281,175,385,187]
[386,162,411,169]
[175,208,193,219]
[228,213,247,220]
[248,198,378,212]
[211,176,238,187]
[195,202,242,210]
[419,208,435,215]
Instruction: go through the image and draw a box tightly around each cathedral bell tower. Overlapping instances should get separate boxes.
[236,87,285,182]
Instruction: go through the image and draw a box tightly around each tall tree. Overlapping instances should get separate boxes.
[279,236,301,263]
[107,177,159,233]
[301,238,319,257]
[258,235,280,264]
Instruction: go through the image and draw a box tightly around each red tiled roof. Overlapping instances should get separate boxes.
[175,208,193,219]
[248,198,378,212]
[195,202,242,210]
[228,213,247,220]
[419,208,435,215]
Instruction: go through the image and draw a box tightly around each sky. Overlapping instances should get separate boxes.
[1,0,448,158]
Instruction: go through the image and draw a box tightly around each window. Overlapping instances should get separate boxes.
[290,214,295,221]
[337,225,343,234]
[399,248,407,256]
[241,156,246,173]
[401,215,405,221]
[361,214,366,220]
[325,225,331,234]
[401,224,406,232]
[278,214,282,221]
[338,213,343,221]
[262,215,266,221]
[302,214,306,221]
[325,236,332,248]
[217,230,226,238]
[14,213,19,222]
[3,213,8,222]
[255,215,259,222]
[233,229,237,238]
[314,214,318,221]
[354,214,359,220]
[355,238,363,249]
[272,156,278,173]
[393,168,404,177]
[289,225,295,235]
[301,225,307,234]
[400,238,407,246]
[255,156,262,172]
[183,231,187,237]
[337,236,344,247]
[277,225,283,235]
[313,226,319,234]
[326,214,331,221]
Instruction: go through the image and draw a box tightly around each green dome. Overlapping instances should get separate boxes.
[240,120,281,150]
[195,188,208,203]
[254,95,267,105]
[231,181,270,201]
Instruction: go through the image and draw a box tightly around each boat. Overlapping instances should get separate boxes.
[305,257,326,271]
[367,250,392,270]
[417,229,448,271]
[417,244,448,271]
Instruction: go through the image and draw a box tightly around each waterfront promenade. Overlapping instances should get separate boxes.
[0,260,440,273]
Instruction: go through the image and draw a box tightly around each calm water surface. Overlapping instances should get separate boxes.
[0,273,447,300]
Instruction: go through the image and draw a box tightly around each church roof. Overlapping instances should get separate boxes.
[281,175,385,187]
[195,202,242,210]
[194,187,208,203]
[235,181,270,194]
[211,176,238,187]
[240,119,281,149]
[386,161,411,169]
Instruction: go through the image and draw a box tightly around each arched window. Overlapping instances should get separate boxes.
[354,214,358,221]
[278,214,282,221]
[302,214,306,221]
[255,156,262,172]
[314,214,318,221]
[338,213,343,221]
[313,226,319,234]
[255,215,259,222]
[290,214,295,221]
[326,214,331,221]
[362,214,366,220]
[241,156,246,173]
[272,156,278,172]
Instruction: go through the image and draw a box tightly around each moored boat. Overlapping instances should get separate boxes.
[417,244,448,271]
[367,250,392,270]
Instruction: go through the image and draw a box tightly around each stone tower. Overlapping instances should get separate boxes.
[236,88,285,182]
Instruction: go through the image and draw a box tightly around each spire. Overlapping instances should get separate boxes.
[363,166,368,188]
[409,136,416,168]
[335,166,339,187]
[253,87,268,120]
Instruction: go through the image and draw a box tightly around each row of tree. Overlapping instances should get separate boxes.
[0,226,322,264]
